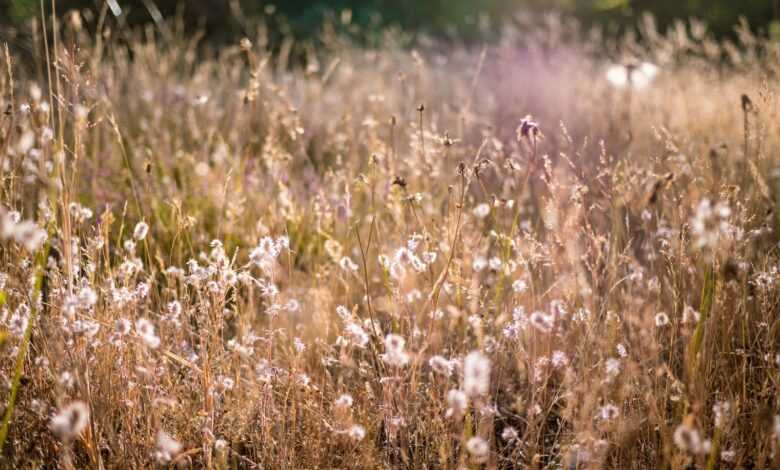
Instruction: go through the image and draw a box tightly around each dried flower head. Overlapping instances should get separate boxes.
[463,351,491,397]
[50,401,90,441]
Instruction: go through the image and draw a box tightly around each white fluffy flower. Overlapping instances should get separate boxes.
[463,351,490,397]
[133,221,149,240]
[50,401,90,440]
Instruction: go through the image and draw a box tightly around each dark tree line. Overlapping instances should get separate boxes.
[0,0,777,45]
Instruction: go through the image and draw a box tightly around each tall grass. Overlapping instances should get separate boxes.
[0,9,778,469]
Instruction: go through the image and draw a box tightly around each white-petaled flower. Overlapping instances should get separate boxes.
[50,401,89,440]
[135,318,160,349]
[597,403,620,421]
[682,305,701,324]
[655,312,670,327]
[529,311,553,333]
[606,61,659,89]
[465,436,489,462]
[445,389,468,418]
[339,256,359,272]
[511,279,528,294]
[382,334,409,367]
[472,256,488,272]
[77,286,98,308]
[713,401,731,428]
[691,199,738,252]
[473,203,490,219]
[0,210,47,252]
[335,394,353,408]
[347,424,365,442]
[501,426,518,442]
[336,305,351,321]
[463,351,490,397]
[345,322,369,348]
[673,421,704,454]
[428,355,454,377]
[154,430,182,464]
[551,350,568,368]
[605,358,621,378]
[133,221,149,241]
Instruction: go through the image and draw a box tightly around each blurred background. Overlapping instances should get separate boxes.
[1,0,778,45]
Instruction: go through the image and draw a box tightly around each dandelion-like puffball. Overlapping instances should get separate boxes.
[465,436,489,462]
[598,404,620,421]
[463,351,491,397]
[473,203,490,219]
[50,401,90,440]
[445,389,468,418]
[135,318,160,349]
[512,279,528,294]
[382,334,409,367]
[501,426,518,442]
[606,61,659,90]
[133,221,149,241]
[335,394,353,408]
[347,424,366,442]
[673,422,704,454]
[429,355,454,377]
[154,430,182,464]
[655,312,670,327]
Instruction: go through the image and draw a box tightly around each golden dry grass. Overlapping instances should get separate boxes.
[0,11,779,469]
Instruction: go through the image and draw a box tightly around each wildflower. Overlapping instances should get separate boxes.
[516,115,542,146]
[466,436,489,462]
[551,350,568,368]
[445,389,468,418]
[472,256,488,272]
[598,404,620,421]
[250,236,281,270]
[605,358,621,378]
[154,430,182,464]
[347,425,365,442]
[133,221,149,241]
[336,305,351,321]
[335,394,353,408]
[429,355,454,377]
[463,351,491,397]
[345,322,369,348]
[673,421,704,454]
[0,210,47,252]
[382,334,409,367]
[501,426,518,442]
[77,286,97,308]
[713,401,731,428]
[616,343,628,358]
[511,279,528,294]
[339,256,359,272]
[473,203,490,219]
[605,61,658,89]
[682,305,701,324]
[50,401,90,440]
[529,311,553,333]
[691,199,737,251]
[135,318,160,349]
[655,312,670,327]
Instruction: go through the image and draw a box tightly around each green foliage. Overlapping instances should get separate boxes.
[2,0,778,42]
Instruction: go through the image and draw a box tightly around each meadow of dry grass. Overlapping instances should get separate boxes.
[0,10,779,469]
